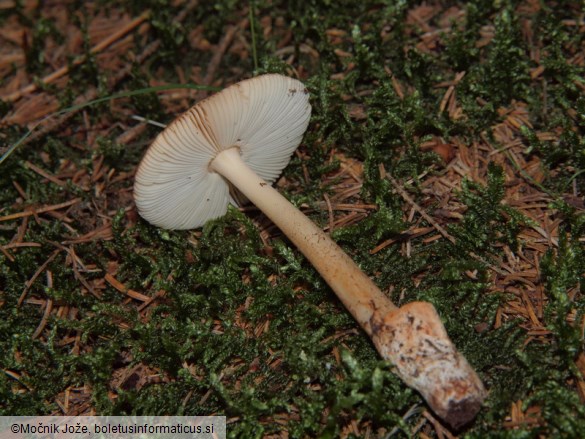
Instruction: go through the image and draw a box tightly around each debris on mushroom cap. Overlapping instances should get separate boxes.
[134,74,312,230]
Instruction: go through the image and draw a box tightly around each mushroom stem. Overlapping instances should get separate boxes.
[210,147,486,429]
[211,147,397,323]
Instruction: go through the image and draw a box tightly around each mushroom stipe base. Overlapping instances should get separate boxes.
[369,302,486,429]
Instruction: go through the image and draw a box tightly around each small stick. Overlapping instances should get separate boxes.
[138,290,166,312]
[323,193,335,232]
[18,249,61,306]
[66,244,102,299]
[0,246,14,262]
[32,273,54,339]
[24,161,67,187]
[1,242,42,249]
[0,198,82,222]
[104,273,150,302]
[203,24,241,87]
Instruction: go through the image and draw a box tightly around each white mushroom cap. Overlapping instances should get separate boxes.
[134,74,312,230]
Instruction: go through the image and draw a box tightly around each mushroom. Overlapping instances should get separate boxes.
[134,74,486,428]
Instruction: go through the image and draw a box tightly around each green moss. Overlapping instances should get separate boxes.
[451,163,525,253]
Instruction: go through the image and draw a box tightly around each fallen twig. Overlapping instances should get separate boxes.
[32,276,53,339]
[18,249,61,306]
[104,273,150,302]
[0,198,82,222]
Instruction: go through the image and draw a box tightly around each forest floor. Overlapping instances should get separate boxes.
[1,1,584,437]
